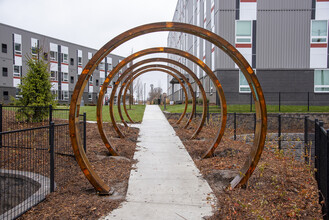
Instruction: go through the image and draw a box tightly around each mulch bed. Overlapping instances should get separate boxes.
[168,115,323,219]
[18,123,139,219]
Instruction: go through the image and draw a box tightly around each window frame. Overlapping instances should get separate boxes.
[50,71,58,81]
[2,67,8,77]
[61,72,68,82]
[311,20,328,44]
[239,69,255,93]
[61,53,68,64]
[2,44,7,53]
[13,65,20,77]
[14,43,22,55]
[235,20,252,44]
[314,69,329,93]
[50,51,58,62]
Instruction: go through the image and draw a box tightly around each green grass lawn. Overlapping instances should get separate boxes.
[160,104,329,113]
[56,105,146,122]
[79,105,146,122]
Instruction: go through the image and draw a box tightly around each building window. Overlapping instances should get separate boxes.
[50,71,57,81]
[70,58,74,65]
[61,72,68,82]
[311,20,328,43]
[70,76,74,84]
[2,44,7,53]
[239,70,252,93]
[14,43,22,55]
[13,65,20,77]
[99,62,105,71]
[236,20,252,43]
[61,53,68,64]
[50,51,58,61]
[89,75,93,83]
[78,57,82,66]
[88,93,92,101]
[2,67,8,77]
[43,52,48,60]
[31,38,39,58]
[3,91,9,101]
[62,91,69,100]
[314,69,329,92]
[51,90,58,100]
[96,79,99,86]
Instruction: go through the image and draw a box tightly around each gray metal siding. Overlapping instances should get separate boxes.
[256,10,311,69]
[258,0,311,10]
[216,11,236,69]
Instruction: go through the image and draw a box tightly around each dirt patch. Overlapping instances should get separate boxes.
[18,123,139,219]
[168,115,322,219]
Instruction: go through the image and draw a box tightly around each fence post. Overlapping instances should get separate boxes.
[49,121,55,192]
[0,104,2,148]
[83,112,87,153]
[279,92,281,112]
[307,92,310,112]
[49,105,52,124]
[278,114,281,150]
[234,112,237,140]
[250,92,252,112]
[315,119,320,183]
[304,116,309,164]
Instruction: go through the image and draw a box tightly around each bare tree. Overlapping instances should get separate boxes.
[133,78,143,103]
[148,86,163,103]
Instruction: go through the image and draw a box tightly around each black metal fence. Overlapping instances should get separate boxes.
[0,105,86,220]
[172,90,329,112]
[315,120,329,220]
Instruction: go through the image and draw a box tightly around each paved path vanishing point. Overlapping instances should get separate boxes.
[102,105,216,220]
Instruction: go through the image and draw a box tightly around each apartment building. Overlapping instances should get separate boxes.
[0,23,126,105]
[168,0,329,105]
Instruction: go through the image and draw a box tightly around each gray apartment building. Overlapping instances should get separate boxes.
[0,23,126,105]
[167,0,329,105]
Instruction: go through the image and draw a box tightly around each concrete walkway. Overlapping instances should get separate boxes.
[102,105,216,220]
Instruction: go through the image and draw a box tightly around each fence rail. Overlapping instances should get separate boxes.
[0,105,86,220]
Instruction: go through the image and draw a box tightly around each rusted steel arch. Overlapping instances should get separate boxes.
[117,67,190,127]
[69,22,266,194]
[118,60,203,129]
[117,66,195,127]
[101,48,221,142]
[121,64,199,129]
[101,52,209,139]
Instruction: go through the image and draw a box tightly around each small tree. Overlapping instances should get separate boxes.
[14,49,56,122]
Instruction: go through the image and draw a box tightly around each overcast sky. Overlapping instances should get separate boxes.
[0,0,178,97]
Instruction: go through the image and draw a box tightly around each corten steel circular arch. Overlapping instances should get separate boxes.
[101,49,224,143]
[116,67,190,127]
[69,22,267,194]
[117,66,195,128]
[121,63,199,129]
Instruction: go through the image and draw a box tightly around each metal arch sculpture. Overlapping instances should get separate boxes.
[117,65,196,128]
[101,48,226,142]
[69,22,267,195]
[117,67,191,126]
[115,58,208,130]
[120,62,200,129]
[116,66,192,126]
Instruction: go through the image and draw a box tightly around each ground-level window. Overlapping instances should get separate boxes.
[314,69,329,92]
[239,70,252,93]
[88,92,92,101]
[3,91,9,100]
[51,90,58,100]
[62,91,69,100]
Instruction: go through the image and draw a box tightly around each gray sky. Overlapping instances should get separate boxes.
[0,0,178,98]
